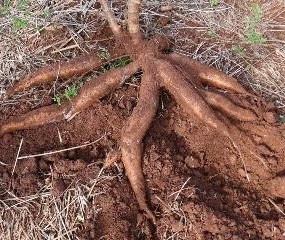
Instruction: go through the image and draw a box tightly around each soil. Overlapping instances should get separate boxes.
[1,76,285,239]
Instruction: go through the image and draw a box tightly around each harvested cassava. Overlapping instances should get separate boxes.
[1,0,284,226]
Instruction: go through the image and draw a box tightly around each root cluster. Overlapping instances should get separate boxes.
[1,0,280,225]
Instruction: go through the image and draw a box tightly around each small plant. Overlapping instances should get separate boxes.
[100,56,131,73]
[250,5,262,24]
[244,4,266,44]
[53,82,83,105]
[64,84,79,100]
[53,95,62,106]
[97,49,111,61]
[41,10,51,19]
[12,16,29,30]
[0,0,12,15]
[210,0,220,7]
[231,45,246,56]
[17,0,31,10]
[244,28,266,44]
[206,29,216,37]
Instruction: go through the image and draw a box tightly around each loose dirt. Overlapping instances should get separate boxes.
[1,75,285,239]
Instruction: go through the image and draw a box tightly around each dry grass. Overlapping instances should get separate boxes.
[1,0,285,239]
[0,166,115,239]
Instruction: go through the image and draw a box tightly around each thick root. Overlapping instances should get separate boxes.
[155,58,231,137]
[6,51,127,97]
[0,105,67,137]
[67,61,140,115]
[120,61,159,224]
[166,53,247,94]
[200,90,258,122]
[1,62,139,137]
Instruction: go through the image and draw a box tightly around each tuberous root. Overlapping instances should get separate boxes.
[6,51,127,97]
[120,61,159,223]
[1,62,140,138]
[166,53,247,94]
[200,90,258,122]
[154,58,231,137]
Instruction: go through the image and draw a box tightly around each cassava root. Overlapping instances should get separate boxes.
[1,0,268,224]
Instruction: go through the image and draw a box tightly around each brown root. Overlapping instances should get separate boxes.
[166,53,247,94]
[0,105,67,137]
[155,58,231,137]
[1,62,139,137]
[6,51,127,97]
[68,61,140,115]
[120,61,159,223]
[200,90,258,122]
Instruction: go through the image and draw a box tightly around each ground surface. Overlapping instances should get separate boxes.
[1,0,285,239]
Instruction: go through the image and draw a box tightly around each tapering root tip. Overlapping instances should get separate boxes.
[143,206,157,225]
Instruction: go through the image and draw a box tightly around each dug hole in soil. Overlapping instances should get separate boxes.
[1,39,285,240]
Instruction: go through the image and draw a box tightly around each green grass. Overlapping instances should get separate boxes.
[0,0,12,15]
[231,45,246,56]
[17,0,31,10]
[100,56,131,73]
[206,29,216,37]
[210,0,220,7]
[244,4,266,44]
[244,28,266,44]
[1,0,31,29]
[12,16,29,30]
[53,82,83,105]
[97,49,111,61]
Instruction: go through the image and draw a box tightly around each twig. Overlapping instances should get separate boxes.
[268,198,285,216]
[56,127,63,144]
[12,138,24,176]
[169,177,191,202]
[18,134,106,160]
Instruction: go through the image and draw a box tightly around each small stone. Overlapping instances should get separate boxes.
[266,102,276,111]
[157,15,171,27]
[263,111,277,123]
[38,159,49,171]
[67,150,76,159]
[171,221,184,232]
[125,100,134,111]
[52,179,66,196]
[160,5,176,12]
[267,156,278,166]
[261,226,273,238]
[229,154,237,165]
[2,172,9,182]
[185,156,200,168]
[19,157,37,174]
[252,135,262,144]
[2,133,13,145]
[238,168,247,178]
[176,154,184,162]
[265,177,285,198]
[258,144,273,156]
[278,218,285,232]
[193,169,203,177]
[198,151,205,160]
